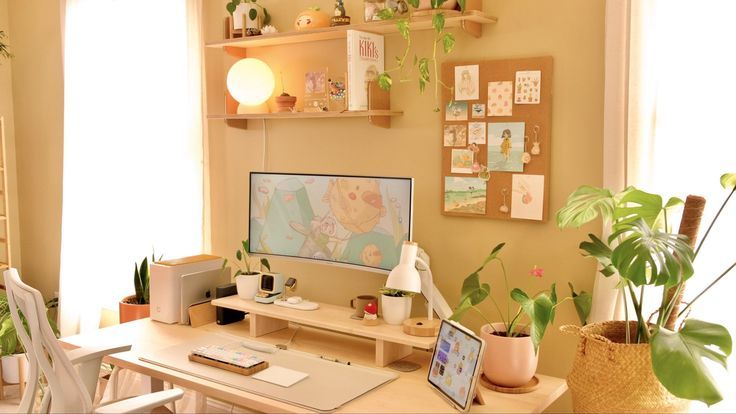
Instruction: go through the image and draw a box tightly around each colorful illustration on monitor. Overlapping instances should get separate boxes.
[249,173,413,272]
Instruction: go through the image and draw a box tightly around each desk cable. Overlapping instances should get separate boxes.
[276,323,301,350]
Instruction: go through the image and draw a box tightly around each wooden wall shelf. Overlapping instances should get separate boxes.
[211,295,437,367]
[206,10,498,50]
[208,110,402,128]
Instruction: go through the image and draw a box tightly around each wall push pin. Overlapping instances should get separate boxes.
[499,188,509,213]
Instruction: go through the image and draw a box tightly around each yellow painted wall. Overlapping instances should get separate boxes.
[5,0,64,300]
[0,0,22,275]
[205,1,604,411]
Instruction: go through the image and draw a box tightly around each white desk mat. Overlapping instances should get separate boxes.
[139,333,398,412]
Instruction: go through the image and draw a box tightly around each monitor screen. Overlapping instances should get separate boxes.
[249,172,413,273]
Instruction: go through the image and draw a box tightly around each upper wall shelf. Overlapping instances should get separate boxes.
[205,10,498,50]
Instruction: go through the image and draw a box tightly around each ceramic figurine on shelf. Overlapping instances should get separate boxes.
[331,0,351,26]
[363,301,379,326]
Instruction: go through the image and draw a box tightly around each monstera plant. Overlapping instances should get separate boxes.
[556,173,736,405]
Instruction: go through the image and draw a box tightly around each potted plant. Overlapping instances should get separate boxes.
[119,253,160,324]
[450,243,590,388]
[226,0,271,36]
[228,239,270,300]
[556,173,735,411]
[0,290,58,385]
[378,287,416,325]
[376,0,467,111]
[0,30,12,62]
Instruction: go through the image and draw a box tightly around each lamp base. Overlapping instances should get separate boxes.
[402,317,441,337]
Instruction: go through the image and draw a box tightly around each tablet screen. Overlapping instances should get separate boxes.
[427,320,484,411]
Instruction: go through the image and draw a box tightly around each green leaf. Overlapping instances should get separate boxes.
[431,0,446,8]
[377,72,392,90]
[396,19,410,40]
[457,0,466,11]
[579,234,616,277]
[568,282,592,325]
[613,188,667,230]
[721,173,736,189]
[610,219,694,287]
[408,0,420,8]
[651,320,732,406]
[419,78,427,93]
[556,186,615,228]
[510,289,554,353]
[226,0,238,15]
[260,258,271,271]
[236,250,243,261]
[432,12,445,33]
[248,8,257,20]
[377,8,395,20]
[418,58,430,82]
[442,32,455,54]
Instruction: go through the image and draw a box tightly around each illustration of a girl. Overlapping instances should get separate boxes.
[500,128,512,162]
[458,69,475,97]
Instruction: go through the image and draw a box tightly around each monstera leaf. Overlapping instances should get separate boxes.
[556,186,615,228]
[651,320,732,406]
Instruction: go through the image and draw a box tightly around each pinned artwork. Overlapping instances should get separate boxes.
[487,81,513,116]
[531,125,541,155]
[514,70,541,104]
[468,122,486,144]
[443,125,468,147]
[328,76,347,112]
[454,65,480,101]
[445,101,468,121]
[471,104,485,119]
[521,136,532,164]
[487,122,525,172]
[499,188,509,213]
[511,174,544,220]
[304,70,328,112]
[450,149,474,174]
[444,177,487,215]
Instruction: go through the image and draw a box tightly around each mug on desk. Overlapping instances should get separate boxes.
[350,295,377,319]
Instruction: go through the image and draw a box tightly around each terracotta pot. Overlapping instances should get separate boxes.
[415,0,458,11]
[119,295,150,324]
[480,323,538,387]
[380,294,412,325]
[275,94,297,113]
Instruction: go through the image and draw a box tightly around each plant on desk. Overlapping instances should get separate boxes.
[119,252,161,324]
[449,242,591,388]
[228,239,271,300]
[378,287,416,326]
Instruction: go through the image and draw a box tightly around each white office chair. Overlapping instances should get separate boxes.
[3,268,183,413]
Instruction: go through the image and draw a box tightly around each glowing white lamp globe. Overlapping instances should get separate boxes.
[226,58,275,112]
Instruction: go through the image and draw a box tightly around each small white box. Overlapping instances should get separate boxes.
[150,255,223,324]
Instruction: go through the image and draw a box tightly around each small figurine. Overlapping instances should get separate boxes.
[330,0,351,26]
[363,302,379,326]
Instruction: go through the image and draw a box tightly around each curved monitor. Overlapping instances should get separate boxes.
[249,172,413,273]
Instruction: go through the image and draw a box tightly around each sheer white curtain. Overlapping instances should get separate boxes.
[617,0,736,411]
[59,0,204,336]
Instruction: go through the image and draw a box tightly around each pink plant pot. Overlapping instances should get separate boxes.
[480,323,538,387]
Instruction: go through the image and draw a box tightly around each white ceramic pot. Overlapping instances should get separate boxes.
[480,322,538,387]
[416,0,458,10]
[1,354,28,384]
[235,273,261,300]
[380,295,412,325]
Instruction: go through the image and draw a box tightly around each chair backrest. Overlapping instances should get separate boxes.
[4,268,93,413]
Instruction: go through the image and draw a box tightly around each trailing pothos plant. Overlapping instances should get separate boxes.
[376,0,465,111]
[556,173,736,406]
[450,243,591,354]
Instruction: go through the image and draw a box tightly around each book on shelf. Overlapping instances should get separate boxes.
[346,30,385,111]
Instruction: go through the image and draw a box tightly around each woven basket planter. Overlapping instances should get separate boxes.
[561,321,690,413]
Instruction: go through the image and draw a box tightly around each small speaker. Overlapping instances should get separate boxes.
[215,283,245,325]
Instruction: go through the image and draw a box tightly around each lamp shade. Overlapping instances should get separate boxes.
[226,58,275,106]
[385,241,421,293]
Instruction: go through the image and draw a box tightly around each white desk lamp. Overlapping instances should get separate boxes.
[226,57,275,114]
[385,241,441,337]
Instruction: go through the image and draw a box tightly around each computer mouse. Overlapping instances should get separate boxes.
[287,296,303,304]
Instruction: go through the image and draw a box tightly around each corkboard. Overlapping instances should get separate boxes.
[440,56,553,222]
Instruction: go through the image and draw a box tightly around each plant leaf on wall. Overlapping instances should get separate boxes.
[651,319,732,406]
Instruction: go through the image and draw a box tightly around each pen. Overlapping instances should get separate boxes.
[319,355,351,365]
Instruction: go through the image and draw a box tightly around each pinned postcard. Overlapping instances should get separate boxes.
[468,122,486,144]
[443,125,468,147]
[487,122,525,172]
[471,104,485,119]
[487,81,513,116]
[454,65,480,101]
[514,71,541,104]
[511,174,544,220]
[450,149,474,174]
[444,176,487,214]
[446,101,468,121]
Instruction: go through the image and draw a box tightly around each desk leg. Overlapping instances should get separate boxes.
[249,314,289,337]
[375,340,412,367]
[195,392,208,412]
[149,376,164,393]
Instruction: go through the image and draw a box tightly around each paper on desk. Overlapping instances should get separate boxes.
[252,365,309,387]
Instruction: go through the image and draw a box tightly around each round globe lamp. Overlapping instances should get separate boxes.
[226,58,275,114]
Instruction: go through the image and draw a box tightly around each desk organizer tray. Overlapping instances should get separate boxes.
[189,345,268,375]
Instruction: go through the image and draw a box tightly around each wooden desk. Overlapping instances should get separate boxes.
[61,318,567,413]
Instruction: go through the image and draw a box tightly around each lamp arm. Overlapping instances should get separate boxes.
[415,257,433,321]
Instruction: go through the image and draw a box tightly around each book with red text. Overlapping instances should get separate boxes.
[346,30,385,111]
